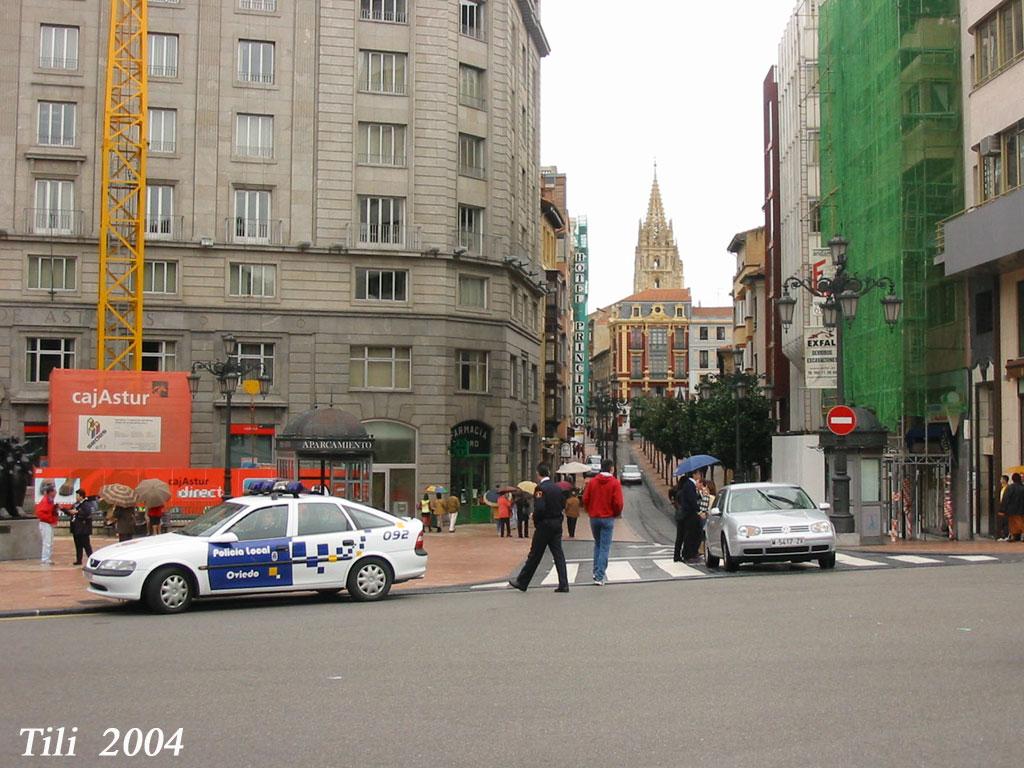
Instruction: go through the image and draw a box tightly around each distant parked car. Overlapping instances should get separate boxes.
[620,464,643,484]
[585,455,603,476]
[704,482,836,572]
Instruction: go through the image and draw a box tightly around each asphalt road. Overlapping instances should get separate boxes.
[4,559,1022,767]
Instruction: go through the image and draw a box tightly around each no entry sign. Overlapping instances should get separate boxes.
[826,405,857,436]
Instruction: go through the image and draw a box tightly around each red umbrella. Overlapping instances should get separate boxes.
[496,485,519,494]
[556,480,573,491]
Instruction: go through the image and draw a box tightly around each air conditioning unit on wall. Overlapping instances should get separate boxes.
[979,135,1001,157]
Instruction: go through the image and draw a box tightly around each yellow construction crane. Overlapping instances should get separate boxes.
[98,0,147,370]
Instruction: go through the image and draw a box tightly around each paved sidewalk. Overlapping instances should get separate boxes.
[0,511,642,616]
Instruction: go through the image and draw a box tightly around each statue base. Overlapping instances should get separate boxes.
[0,518,42,561]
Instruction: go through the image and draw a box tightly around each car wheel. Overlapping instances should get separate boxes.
[347,557,393,602]
[704,536,720,569]
[818,552,837,570]
[144,566,194,614]
[722,537,740,573]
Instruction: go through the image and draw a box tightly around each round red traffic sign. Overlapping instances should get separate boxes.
[826,405,857,436]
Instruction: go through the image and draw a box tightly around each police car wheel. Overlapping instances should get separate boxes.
[144,566,194,614]
[347,558,392,602]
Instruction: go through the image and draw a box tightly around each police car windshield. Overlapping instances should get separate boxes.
[179,502,246,537]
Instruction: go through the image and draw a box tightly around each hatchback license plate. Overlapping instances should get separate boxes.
[771,537,804,546]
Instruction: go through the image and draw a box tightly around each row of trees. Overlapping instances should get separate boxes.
[630,373,773,479]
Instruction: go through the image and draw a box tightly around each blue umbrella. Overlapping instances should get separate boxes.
[674,454,721,476]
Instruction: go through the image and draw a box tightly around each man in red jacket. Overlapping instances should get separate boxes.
[35,482,59,565]
[583,459,624,585]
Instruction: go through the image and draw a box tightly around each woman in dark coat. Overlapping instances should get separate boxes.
[69,488,95,564]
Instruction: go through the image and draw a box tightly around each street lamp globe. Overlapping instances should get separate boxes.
[257,373,272,398]
[734,379,749,400]
[732,346,745,371]
[218,371,240,397]
[186,371,201,398]
[881,293,903,327]
[838,289,860,322]
[828,234,849,267]
[822,298,839,328]
[777,290,797,329]
[698,378,713,400]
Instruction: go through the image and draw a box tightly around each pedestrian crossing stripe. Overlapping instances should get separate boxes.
[542,563,579,586]
[950,555,998,562]
[604,561,642,581]
[888,555,943,565]
[653,559,705,578]
[835,553,890,568]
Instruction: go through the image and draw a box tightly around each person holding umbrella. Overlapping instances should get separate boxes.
[496,491,513,537]
[101,484,138,542]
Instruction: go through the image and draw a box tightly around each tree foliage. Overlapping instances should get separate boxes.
[631,373,773,476]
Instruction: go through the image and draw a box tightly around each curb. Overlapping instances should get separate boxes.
[0,603,120,619]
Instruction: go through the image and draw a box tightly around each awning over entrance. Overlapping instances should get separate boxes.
[276,408,375,502]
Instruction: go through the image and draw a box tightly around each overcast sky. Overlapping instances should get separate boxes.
[540,0,801,312]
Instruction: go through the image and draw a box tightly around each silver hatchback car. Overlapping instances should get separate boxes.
[704,482,836,571]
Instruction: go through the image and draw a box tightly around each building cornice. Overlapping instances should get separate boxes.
[517,0,551,57]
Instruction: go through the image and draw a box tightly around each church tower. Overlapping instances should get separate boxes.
[633,166,684,292]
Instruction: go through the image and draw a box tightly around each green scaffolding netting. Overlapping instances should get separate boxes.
[819,0,967,431]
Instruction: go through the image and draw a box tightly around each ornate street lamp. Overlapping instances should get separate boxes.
[187,334,271,499]
[776,234,902,533]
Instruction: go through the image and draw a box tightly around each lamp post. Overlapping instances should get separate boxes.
[187,334,271,499]
[777,234,902,533]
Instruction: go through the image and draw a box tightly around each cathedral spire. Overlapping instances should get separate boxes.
[633,167,684,292]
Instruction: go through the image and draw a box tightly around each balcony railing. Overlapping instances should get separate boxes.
[39,57,78,70]
[225,217,282,245]
[235,144,274,159]
[459,93,486,111]
[360,7,407,23]
[358,223,421,249]
[458,229,483,254]
[239,0,276,10]
[149,139,176,154]
[145,215,185,241]
[357,153,406,167]
[149,64,178,78]
[26,208,83,236]
[461,23,485,41]
[458,163,486,180]
[238,71,274,84]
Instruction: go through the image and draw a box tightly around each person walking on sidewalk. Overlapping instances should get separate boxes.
[564,489,581,538]
[999,472,1024,541]
[69,488,95,565]
[444,494,460,532]
[997,474,1010,540]
[515,491,530,538]
[508,463,570,593]
[582,459,624,585]
[672,472,702,563]
[35,483,59,565]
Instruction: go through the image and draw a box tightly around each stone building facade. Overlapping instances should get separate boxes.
[0,0,550,516]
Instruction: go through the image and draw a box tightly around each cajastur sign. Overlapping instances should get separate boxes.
[49,370,193,468]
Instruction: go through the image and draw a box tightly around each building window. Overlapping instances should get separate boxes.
[235,113,274,158]
[458,205,484,252]
[716,326,726,340]
[239,0,277,11]
[699,326,708,341]
[358,196,404,245]
[674,355,687,378]
[28,255,76,292]
[37,102,75,147]
[628,328,643,349]
[361,50,407,94]
[975,1,1024,83]
[358,123,406,166]
[360,0,407,23]
[141,340,177,372]
[458,350,488,392]
[149,108,177,153]
[144,260,177,294]
[630,354,643,380]
[234,342,275,383]
[355,268,408,301]
[510,354,520,399]
[238,40,274,84]
[699,350,709,368]
[809,198,822,233]
[40,25,79,70]
[460,0,483,39]
[982,152,1003,201]
[230,263,277,298]
[148,34,179,78]
[351,346,411,390]
[649,328,668,378]
[26,338,75,383]
[459,65,485,110]
[458,134,485,178]
[33,180,74,234]
[234,189,271,243]
[975,289,994,335]
[458,274,487,308]
[145,185,175,238]
[531,364,538,402]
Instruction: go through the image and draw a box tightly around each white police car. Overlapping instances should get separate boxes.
[84,485,427,614]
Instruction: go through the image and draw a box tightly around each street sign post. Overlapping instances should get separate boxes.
[826,405,857,436]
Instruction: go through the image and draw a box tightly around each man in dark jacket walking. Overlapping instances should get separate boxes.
[999,472,1024,541]
[673,471,703,563]
[509,463,570,592]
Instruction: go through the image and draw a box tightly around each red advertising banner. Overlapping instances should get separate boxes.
[48,369,193,468]
[35,468,278,515]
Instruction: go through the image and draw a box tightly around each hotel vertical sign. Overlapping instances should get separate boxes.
[571,217,590,433]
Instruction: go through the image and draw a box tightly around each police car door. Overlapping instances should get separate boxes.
[206,501,295,593]
[291,500,358,590]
